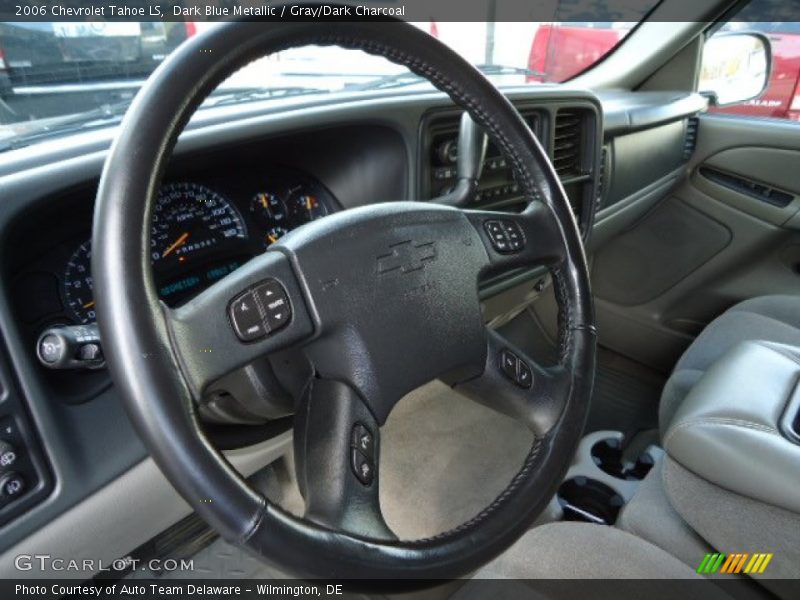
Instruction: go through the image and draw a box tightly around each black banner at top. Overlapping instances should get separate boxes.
[1,0,799,23]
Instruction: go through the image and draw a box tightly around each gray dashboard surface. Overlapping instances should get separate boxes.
[0,85,698,553]
[596,90,707,137]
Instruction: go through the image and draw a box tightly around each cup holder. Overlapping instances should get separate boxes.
[591,438,654,481]
[557,477,624,525]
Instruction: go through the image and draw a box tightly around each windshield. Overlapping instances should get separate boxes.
[0,16,652,150]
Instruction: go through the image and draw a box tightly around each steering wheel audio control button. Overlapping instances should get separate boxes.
[501,221,525,251]
[350,449,375,485]
[500,349,519,380]
[484,220,510,253]
[500,349,533,388]
[351,423,375,460]
[350,423,376,485]
[517,360,533,389]
[229,292,267,342]
[229,280,293,342]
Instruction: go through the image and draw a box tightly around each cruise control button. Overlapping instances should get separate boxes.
[502,221,525,251]
[500,349,519,380]
[350,449,374,485]
[229,292,266,342]
[351,423,375,460]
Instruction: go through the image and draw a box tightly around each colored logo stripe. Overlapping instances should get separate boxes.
[745,553,773,574]
[698,553,773,574]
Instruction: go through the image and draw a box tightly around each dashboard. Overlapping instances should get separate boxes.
[0,84,705,564]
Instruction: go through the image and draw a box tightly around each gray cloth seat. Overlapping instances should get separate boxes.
[478,522,705,579]
[465,522,733,600]
[659,295,800,433]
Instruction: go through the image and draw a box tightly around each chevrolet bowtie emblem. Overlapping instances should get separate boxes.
[377,241,437,275]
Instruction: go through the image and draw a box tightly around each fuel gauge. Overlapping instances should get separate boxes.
[250,192,287,227]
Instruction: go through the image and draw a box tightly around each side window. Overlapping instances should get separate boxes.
[703,0,800,122]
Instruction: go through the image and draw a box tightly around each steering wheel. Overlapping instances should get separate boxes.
[92,20,596,581]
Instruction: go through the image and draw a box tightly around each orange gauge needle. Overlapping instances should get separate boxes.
[83,301,95,309]
[267,234,279,245]
[306,195,315,211]
[162,232,189,258]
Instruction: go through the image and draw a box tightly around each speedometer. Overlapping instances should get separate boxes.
[151,182,247,271]
[63,240,96,324]
[64,182,249,322]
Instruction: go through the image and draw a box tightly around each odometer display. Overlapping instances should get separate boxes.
[151,182,247,271]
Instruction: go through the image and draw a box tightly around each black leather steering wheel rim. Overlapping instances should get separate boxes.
[93,19,596,581]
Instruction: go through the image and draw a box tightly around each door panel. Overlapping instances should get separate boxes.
[693,147,800,227]
[588,114,800,372]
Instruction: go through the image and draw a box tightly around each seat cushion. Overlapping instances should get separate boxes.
[477,522,704,579]
[660,295,800,433]
[464,522,734,600]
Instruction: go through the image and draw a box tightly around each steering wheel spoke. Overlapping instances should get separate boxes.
[464,201,566,275]
[164,250,314,397]
[294,378,395,540]
[454,329,570,437]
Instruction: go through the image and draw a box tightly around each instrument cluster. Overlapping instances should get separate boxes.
[61,166,337,324]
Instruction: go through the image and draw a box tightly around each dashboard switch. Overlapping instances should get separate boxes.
[229,292,266,342]
[38,334,63,364]
[36,324,105,370]
[0,472,25,500]
[0,441,16,469]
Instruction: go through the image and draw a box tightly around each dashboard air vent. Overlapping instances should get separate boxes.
[683,117,699,160]
[596,146,609,209]
[553,109,584,179]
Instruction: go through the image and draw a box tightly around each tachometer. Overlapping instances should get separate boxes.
[63,240,96,324]
[151,182,247,271]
